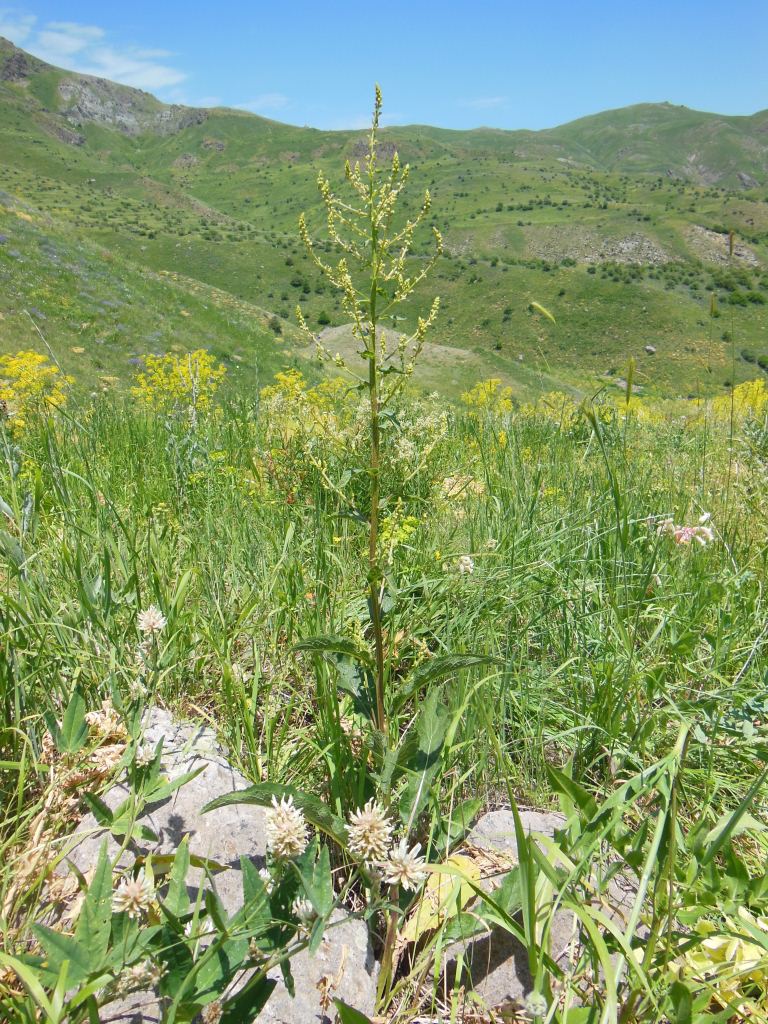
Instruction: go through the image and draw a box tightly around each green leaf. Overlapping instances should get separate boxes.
[399,687,449,826]
[203,783,347,847]
[437,797,484,852]
[546,763,597,819]
[143,764,205,804]
[220,975,276,1023]
[31,925,93,986]
[228,862,271,942]
[333,999,374,1024]
[0,528,25,572]
[294,634,373,667]
[205,888,230,935]
[46,687,88,754]
[443,866,522,941]
[298,843,333,919]
[74,841,112,964]
[701,765,768,865]
[334,654,375,720]
[165,836,191,917]
[669,981,692,1024]
[400,653,497,701]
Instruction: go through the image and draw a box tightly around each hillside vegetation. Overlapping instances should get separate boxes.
[1,37,768,401]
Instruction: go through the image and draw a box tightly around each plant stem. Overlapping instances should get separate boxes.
[367,137,387,739]
[376,885,400,1004]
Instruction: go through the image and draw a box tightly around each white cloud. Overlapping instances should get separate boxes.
[0,8,36,42]
[3,10,187,94]
[236,92,289,113]
[36,23,104,57]
[459,96,507,110]
[75,46,187,89]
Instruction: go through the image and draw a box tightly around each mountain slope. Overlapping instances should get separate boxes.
[1,37,767,402]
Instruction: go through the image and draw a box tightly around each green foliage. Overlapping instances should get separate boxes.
[1,70,768,1022]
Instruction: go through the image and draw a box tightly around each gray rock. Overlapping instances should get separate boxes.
[62,708,266,916]
[442,809,573,1011]
[60,709,377,1022]
[261,913,377,1024]
[469,808,566,857]
[443,809,642,1014]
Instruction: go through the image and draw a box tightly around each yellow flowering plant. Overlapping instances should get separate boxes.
[131,349,226,415]
[0,350,71,426]
[461,377,514,415]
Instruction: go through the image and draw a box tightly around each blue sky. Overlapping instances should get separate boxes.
[1,1,766,130]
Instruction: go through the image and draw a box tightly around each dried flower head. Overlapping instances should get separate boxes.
[265,795,308,859]
[347,799,393,864]
[673,524,714,546]
[382,839,428,892]
[457,554,475,575]
[201,1001,224,1024]
[112,869,154,918]
[138,604,167,635]
[85,699,128,743]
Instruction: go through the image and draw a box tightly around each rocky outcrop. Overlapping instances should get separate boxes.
[0,45,45,81]
[58,77,208,137]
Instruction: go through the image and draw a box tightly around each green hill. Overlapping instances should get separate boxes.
[1,36,767,401]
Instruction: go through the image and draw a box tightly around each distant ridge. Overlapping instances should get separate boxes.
[1,36,766,185]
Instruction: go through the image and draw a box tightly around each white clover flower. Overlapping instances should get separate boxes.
[128,678,147,701]
[137,605,167,635]
[347,799,393,865]
[525,991,548,1018]
[457,554,475,575]
[258,867,274,895]
[112,869,154,919]
[115,958,166,995]
[134,744,155,767]
[382,839,428,892]
[291,897,316,926]
[699,511,712,524]
[265,795,308,860]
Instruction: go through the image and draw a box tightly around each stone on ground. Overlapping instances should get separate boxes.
[59,708,377,1023]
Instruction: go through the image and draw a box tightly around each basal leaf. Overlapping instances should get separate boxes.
[203,783,347,847]
[400,653,497,701]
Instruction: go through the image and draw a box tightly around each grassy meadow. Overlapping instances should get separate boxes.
[2,35,768,403]
[1,358,768,1020]
[1,57,768,1020]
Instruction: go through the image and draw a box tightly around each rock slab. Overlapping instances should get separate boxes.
[60,708,377,1023]
[443,809,573,1012]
